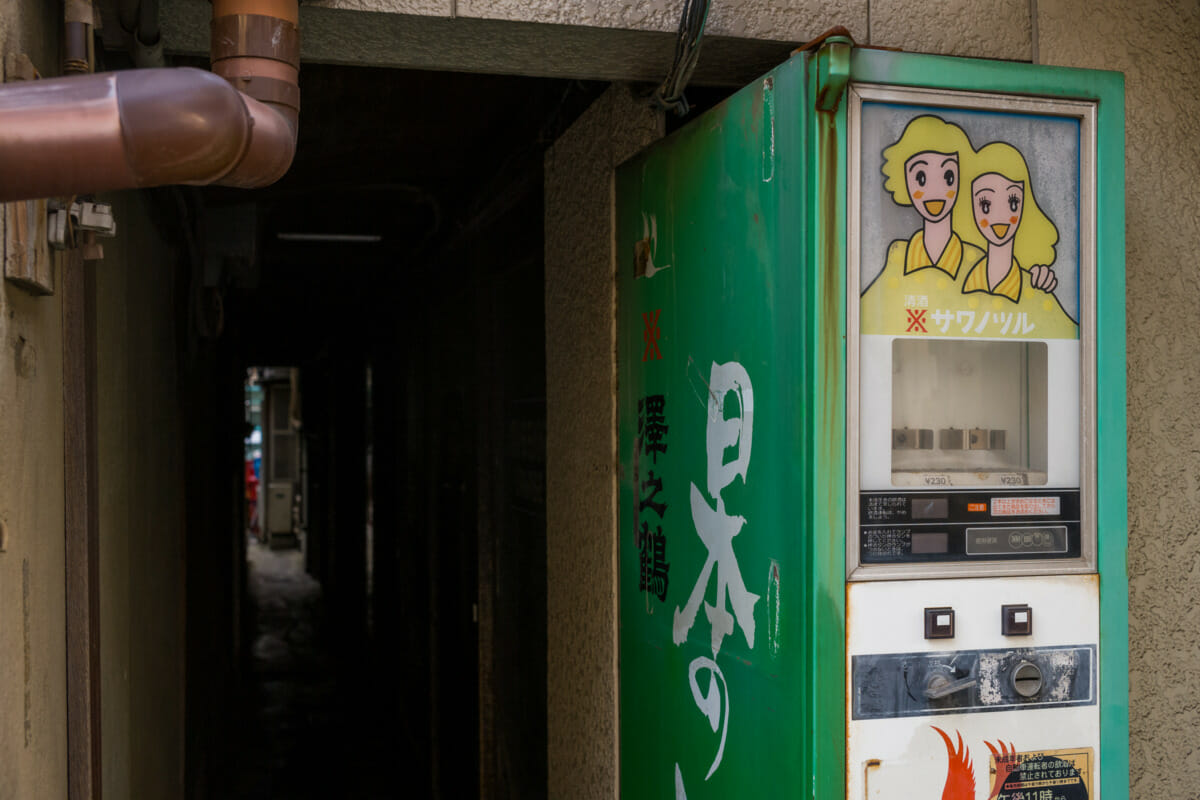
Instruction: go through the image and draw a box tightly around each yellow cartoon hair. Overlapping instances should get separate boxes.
[955,142,1059,269]
[881,116,973,206]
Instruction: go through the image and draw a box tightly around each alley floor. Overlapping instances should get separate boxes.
[224,537,400,798]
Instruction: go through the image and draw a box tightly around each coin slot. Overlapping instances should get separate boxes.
[1011,660,1043,697]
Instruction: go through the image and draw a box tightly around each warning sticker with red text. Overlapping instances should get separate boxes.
[991,747,1092,800]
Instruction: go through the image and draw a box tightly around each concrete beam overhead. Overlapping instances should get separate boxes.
[154,0,855,85]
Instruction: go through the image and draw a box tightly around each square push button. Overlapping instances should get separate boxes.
[924,607,955,639]
[1002,604,1033,636]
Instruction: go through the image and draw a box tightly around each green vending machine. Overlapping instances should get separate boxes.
[617,39,1127,798]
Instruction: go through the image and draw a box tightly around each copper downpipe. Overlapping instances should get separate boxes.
[210,3,300,187]
[0,0,299,203]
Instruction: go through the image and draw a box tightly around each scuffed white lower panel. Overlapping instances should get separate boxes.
[850,707,1098,799]
[847,575,1099,799]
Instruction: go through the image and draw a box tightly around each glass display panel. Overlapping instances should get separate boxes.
[891,339,1047,485]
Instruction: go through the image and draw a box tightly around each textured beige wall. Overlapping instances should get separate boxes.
[0,213,69,797]
[867,0,1031,60]
[0,2,68,798]
[0,9,187,799]
[544,85,662,800]
[96,190,187,800]
[0,260,68,800]
[1037,1,1200,795]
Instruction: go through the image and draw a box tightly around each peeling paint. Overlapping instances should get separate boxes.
[761,77,774,183]
[766,559,781,657]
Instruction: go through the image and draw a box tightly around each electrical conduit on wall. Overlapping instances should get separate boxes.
[0,0,300,203]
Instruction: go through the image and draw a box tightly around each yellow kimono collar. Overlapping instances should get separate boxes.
[962,255,1023,303]
[904,230,965,280]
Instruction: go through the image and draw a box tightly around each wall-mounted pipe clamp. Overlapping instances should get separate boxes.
[48,200,117,251]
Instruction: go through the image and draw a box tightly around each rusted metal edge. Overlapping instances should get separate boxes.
[794,25,855,55]
[816,38,852,112]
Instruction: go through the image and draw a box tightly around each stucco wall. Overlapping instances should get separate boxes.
[868,0,1031,60]
[1036,1,1200,795]
[0,2,68,798]
[96,190,187,800]
[0,245,68,800]
[0,9,187,798]
[544,85,663,800]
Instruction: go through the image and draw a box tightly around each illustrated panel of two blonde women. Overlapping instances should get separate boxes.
[862,115,1077,340]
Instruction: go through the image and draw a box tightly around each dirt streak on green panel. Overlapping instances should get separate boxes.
[808,41,849,800]
[616,54,821,798]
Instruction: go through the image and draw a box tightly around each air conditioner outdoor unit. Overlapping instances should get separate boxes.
[266,480,293,535]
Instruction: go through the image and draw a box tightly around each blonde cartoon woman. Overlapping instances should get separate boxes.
[955,142,1077,336]
[866,115,979,295]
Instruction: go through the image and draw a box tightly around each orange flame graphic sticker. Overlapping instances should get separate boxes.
[984,739,1018,800]
[931,728,1024,800]
[932,726,975,800]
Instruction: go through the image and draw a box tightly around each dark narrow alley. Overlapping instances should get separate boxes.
[173,65,605,799]
[226,539,378,798]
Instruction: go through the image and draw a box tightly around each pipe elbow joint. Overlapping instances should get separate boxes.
[118,67,299,190]
[118,67,253,186]
[216,96,297,188]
